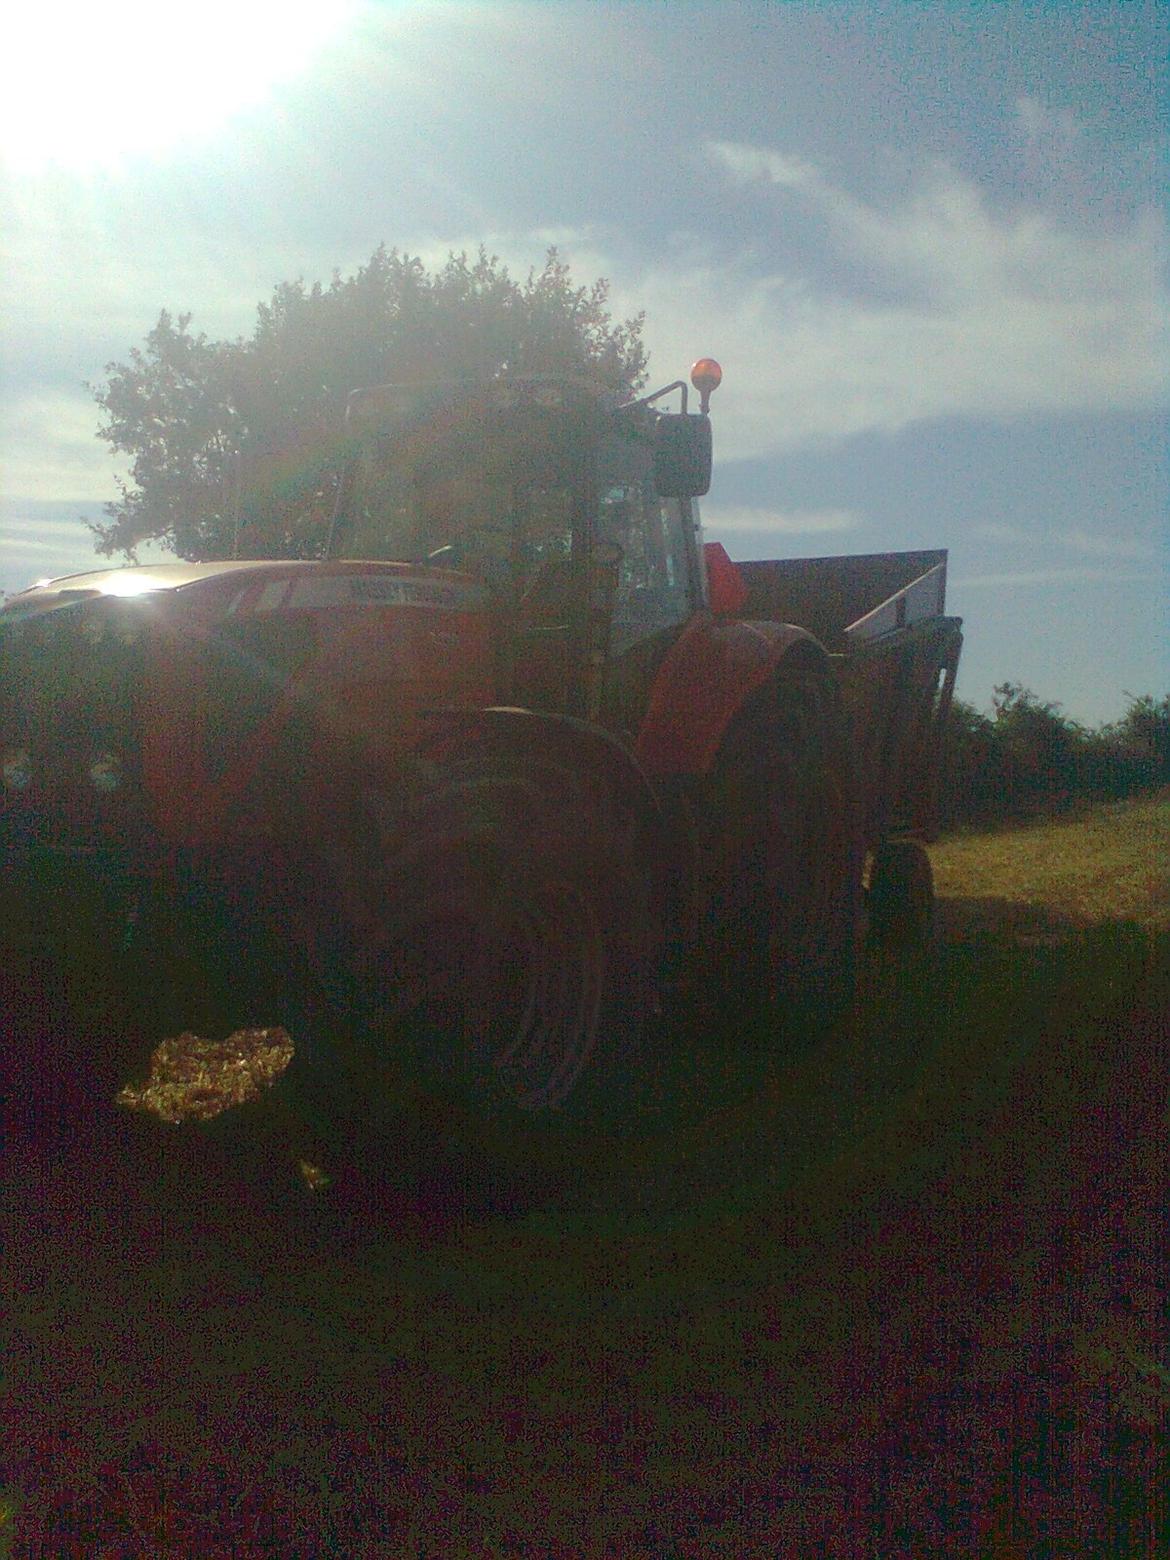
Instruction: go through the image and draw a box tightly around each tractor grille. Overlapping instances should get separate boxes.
[0,597,149,851]
[197,614,317,784]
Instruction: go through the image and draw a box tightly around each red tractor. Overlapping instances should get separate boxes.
[1,361,960,1148]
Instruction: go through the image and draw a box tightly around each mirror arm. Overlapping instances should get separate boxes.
[618,380,689,414]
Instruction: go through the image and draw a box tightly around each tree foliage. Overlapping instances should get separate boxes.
[90,247,648,561]
[940,687,1169,828]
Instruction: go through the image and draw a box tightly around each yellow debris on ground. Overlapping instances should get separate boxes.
[116,1027,294,1123]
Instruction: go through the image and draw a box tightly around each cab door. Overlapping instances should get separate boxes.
[595,473,698,742]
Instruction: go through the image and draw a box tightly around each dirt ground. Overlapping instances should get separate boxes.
[1,887,1166,1556]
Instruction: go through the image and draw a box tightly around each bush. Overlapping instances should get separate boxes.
[939,686,1168,829]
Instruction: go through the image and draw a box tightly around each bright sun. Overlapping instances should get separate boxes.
[1,1,353,173]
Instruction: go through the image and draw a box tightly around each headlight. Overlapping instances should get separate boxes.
[2,747,33,790]
[87,751,124,793]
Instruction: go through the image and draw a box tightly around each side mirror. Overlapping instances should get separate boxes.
[653,414,712,498]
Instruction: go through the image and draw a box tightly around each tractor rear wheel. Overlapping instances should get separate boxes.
[706,671,862,1042]
[318,746,666,1165]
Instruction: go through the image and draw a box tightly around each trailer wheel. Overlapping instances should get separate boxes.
[867,840,937,957]
[321,748,666,1158]
[707,672,862,1040]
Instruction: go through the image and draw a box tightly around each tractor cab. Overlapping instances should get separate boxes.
[328,366,718,726]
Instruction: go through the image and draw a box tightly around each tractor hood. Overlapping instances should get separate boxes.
[1,556,495,853]
[2,558,488,621]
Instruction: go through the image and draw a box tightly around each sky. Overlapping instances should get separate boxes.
[1,0,1165,723]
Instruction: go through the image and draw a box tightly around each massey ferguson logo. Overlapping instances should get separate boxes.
[258,574,488,613]
[350,576,483,610]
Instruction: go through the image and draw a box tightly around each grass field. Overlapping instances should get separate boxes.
[1,795,1166,1556]
[932,791,1169,931]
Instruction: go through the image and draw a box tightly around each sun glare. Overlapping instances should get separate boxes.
[1,1,353,173]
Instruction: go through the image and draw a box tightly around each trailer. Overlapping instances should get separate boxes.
[737,549,962,946]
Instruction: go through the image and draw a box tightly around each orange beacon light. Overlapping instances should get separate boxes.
[689,358,723,414]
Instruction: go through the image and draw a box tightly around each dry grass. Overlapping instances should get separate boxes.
[931,790,1169,930]
[115,1028,294,1123]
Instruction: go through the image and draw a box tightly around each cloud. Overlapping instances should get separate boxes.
[0,391,116,500]
[966,521,1160,562]
[701,504,861,535]
[952,567,1149,589]
[1057,527,1158,561]
[635,139,1170,460]
[0,514,101,540]
[1013,95,1084,179]
[970,522,1032,543]
[706,142,820,190]
[0,517,107,596]
[0,534,88,556]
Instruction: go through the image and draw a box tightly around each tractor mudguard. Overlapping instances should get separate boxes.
[633,613,830,780]
[413,705,678,913]
[418,706,667,832]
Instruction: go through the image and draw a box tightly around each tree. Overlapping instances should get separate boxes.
[937,697,999,826]
[89,247,648,562]
[989,682,1085,808]
[1101,693,1170,789]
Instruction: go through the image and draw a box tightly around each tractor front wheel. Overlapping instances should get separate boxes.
[321,748,667,1162]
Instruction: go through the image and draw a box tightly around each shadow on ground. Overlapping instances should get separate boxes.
[1,896,1165,1555]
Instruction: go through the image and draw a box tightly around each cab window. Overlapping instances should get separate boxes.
[338,443,575,607]
[598,436,692,656]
